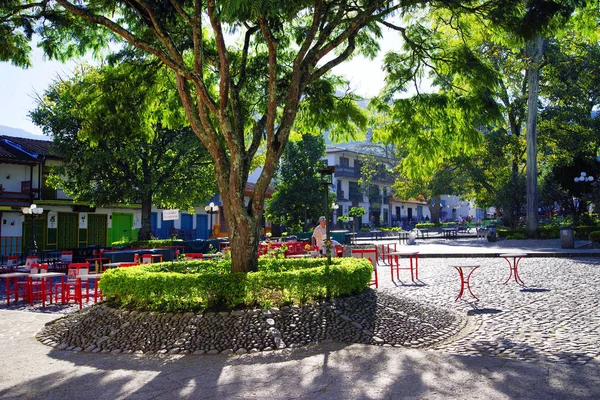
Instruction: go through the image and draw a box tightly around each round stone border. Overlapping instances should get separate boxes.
[36,290,466,356]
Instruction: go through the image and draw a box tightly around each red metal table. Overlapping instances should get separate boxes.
[389,251,419,281]
[1,272,29,305]
[498,253,527,285]
[451,265,480,301]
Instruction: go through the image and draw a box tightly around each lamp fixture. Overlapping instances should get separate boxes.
[22,203,43,255]
[574,172,594,183]
[204,202,219,239]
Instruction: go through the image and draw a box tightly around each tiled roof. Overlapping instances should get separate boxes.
[0,138,36,163]
[0,135,59,162]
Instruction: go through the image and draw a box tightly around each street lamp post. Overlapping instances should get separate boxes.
[332,203,339,229]
[22,203,43,255]
[573,172,595,218]
[204,202,219,239]
[318,166,335,265]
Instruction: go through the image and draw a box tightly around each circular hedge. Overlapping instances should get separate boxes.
[98,258,374,313]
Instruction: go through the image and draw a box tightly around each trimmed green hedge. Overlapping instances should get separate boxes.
[588,231,600,243]
[415,223,436,228]
[98,258,373,312]
[110,239,185,248]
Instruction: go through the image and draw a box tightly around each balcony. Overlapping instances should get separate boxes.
[334,165,361,179]
[0,183,31,208]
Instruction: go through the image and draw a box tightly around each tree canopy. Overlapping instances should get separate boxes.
[30,59,217,239]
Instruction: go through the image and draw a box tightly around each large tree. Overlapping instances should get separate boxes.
[30,60,217,240]
[4,1,538,273]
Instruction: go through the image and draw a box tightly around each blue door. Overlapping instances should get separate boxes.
[160,219,174,239]
[150,212,157,237]
[196,214,208,240]
[181,214,194,240]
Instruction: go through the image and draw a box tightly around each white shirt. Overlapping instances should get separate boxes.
[312,224,327,250]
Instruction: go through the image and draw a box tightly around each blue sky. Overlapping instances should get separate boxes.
[0,32,400,136]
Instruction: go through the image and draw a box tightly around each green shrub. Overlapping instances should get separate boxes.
[498,228,526,238]
[415,223,436,228]
[588,231,600,243]
[574,226,600,240]
[111,239,185,248]
[539,226,560,239]
[99,258,373,313]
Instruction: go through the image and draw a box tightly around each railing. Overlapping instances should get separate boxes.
[41,187,58,200]
[334,166,361,179]
[0,236,22,257]
[0,189,30,207]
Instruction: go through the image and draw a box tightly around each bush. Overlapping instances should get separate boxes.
[588,231,600,243]
[539,226,560,239]
[111,239,185,248]
[415,223,436,229]
[574,226,600,240]
[498,228,526,238]
[99,258,373,313]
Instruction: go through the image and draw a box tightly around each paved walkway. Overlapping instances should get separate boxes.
[1,238,600,399]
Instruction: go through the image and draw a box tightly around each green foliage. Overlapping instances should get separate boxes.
[265,134,327,227]
[497,228,527,239]
[98,258,374,312]
[574,226,600,240]
[110,239,184,249]
[539,226,560,239]
[588,231,600,243]
[415,223,436,228]
[31,60,217,239]
[348,207,367,218]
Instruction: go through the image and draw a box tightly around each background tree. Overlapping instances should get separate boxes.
[265,134,327,232]
[30,60,216,240]
[371,1,596,234]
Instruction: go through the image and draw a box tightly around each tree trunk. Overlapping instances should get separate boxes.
[226,210,261,273]
[138,196,153,240]
[525,36,545,238]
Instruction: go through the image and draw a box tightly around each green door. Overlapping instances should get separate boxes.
[22,214,48,252]
[110,213,134,245]
[58,212,78,250]
[88,214,108,247]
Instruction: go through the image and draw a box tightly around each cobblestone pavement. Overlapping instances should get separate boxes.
[377,255,600,367]
[2,239,599,369]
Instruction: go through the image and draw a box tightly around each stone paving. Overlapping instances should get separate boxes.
[2,239,600,369]
[376,255,600,367]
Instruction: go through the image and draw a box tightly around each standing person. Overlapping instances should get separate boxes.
[312,216,327,253]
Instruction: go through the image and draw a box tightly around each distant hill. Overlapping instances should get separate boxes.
[0,125,51,141]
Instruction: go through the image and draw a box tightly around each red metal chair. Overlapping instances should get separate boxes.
[351,248,378,288]
[54,263,90,309]
[27,263,54,307]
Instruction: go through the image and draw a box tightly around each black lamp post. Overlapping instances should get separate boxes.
[332,203,339,229]
[22,203,43,255]
[318,166,335,264]
[204,202,219,239]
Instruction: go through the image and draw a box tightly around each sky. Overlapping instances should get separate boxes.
[0,29,403,136]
